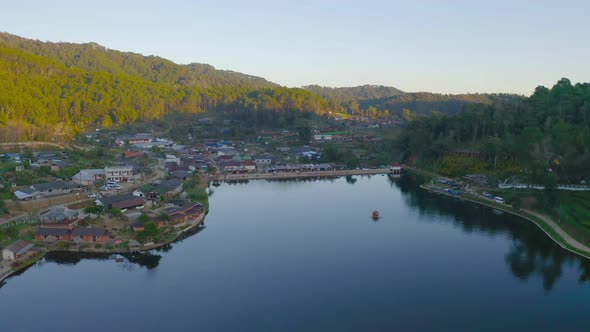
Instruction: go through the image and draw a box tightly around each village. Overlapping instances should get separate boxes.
[0,121,403,281]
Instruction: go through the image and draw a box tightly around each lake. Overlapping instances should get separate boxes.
[1,175,590,331]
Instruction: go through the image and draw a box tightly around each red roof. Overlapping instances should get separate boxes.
[125,151,144,159]
[242,160,256,166]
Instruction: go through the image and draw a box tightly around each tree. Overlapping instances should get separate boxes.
[110,207,123,217]
[138,213,151,223]
[84,205,105,217]
[158,212,171,221]
[298,125,312,143]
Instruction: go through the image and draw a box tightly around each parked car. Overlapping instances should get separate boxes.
[494,196,505,204]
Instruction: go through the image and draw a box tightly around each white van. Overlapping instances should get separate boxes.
[494,197,505,204]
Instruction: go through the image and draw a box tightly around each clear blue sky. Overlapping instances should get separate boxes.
[2,0,589,94]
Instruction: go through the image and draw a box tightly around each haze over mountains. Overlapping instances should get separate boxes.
[0,32,518,141]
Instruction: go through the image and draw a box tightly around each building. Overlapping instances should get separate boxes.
[171,170,190,180]
[314,134,333,141]
[390,163,402,176]
[133,190,146,198]
[2,240,34,261]
[40,207,79,230]
[13,188,41,201]
[2,153,22,163]
[105,165,134,182]
[71,228,110,242]
[254,156,272,165]
[241,160,257,172]
[115,134,154,146]
[220,160,244,173]
[124,151,144,159]
[165,154,181,166]
[165,203,203,224]
[72,169,105,186]
[16,181,81,199]
[147,179,184,198]
[97,194,146,211]
[35,228,72,242]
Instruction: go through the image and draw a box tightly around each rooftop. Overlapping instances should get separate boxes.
[4,240,33,254]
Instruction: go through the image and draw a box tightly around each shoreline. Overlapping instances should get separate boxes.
[6,170,589,284]
[0,209,207,284]
[208,169,393,181]
[420,183,590,260]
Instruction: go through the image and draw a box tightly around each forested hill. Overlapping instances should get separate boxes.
[0,32,276,89]
[303,84,519,116]
[398,78,590,182]
[303,84,405,100]
[361,92,521,115]
[0,37,327,142]
[0,32,526,143]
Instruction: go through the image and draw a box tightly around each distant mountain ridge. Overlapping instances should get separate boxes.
[360,92,520,115]
[0,32,523,143]
[303,84,405,100]
[0,32,276,89]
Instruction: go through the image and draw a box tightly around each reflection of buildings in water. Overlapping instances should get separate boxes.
[39,226,207,272]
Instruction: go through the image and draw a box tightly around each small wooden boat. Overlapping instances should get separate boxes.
[372,210,380,219]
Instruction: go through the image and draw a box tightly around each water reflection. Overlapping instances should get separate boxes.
[391,174,590,291]
[37,225,206,272]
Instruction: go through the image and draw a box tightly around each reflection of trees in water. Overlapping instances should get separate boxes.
[44,251,162,270]
[44,251,110,265]
[392,174,590,291]
[345,175,357,184]
[125,252,162,270]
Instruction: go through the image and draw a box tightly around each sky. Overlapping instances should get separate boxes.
[1,0,589,95]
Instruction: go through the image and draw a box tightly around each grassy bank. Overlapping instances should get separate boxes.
[418,173,590,260]
[490,189,590,249]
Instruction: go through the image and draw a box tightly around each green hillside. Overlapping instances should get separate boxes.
[0,32,275,89]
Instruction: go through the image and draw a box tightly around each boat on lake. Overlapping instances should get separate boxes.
[372,210,380,219]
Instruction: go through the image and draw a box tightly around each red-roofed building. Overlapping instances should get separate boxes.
[125,151,144,159]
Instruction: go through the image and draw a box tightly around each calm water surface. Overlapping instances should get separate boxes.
[1,175,590,331]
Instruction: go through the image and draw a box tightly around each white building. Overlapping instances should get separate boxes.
[165,154,181,166]
[313,134,332,141]
[2,240,34,261]
[390,163,402,176]
[105,166,134,182]
[72,169,105,186]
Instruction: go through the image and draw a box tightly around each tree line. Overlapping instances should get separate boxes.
[398,78,590,183]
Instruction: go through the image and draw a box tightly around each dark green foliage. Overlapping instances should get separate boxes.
[158,213,171,222]
[0,199,8,214]
[0,32,275,90]
[136,222,161,243]
[304,84,405,100]
[0,34,333,142]
[138,213,151,223]
[84,205,105,216]
[399,78,590,183]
